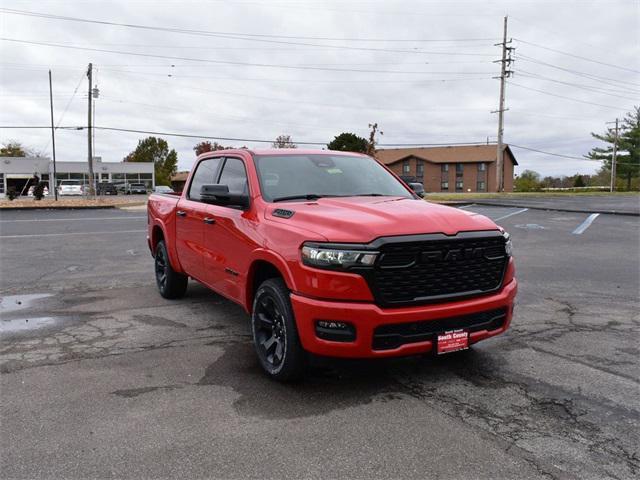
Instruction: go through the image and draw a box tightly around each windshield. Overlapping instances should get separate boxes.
[254,154,413,202]
[60,180,81,185]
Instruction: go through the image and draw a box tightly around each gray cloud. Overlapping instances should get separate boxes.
[1,0,638,177]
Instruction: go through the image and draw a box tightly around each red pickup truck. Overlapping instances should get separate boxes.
[148,149,517,380]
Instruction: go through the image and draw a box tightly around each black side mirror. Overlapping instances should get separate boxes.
[200,184,249,209]
[408,182,425,198]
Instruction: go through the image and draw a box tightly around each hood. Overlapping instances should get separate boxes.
[266,197,498,243]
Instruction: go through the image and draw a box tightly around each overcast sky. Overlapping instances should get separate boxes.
[1,0,638,177]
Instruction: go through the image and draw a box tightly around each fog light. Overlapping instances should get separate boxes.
[315,320,356,342]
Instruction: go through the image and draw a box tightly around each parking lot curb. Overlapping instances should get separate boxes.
[470,201,640,216]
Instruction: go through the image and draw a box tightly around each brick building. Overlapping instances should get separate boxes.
[375,144,518,193]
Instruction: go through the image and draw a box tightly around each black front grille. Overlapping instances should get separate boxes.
[372,307,508,350]
[366,232,508,307]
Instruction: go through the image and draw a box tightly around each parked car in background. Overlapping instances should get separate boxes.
[96,182,118,195]
[408,182,425,198]
[27,185,49,197]
[58,180,83,196]
[125,183,148,195]
[153,185,174,194]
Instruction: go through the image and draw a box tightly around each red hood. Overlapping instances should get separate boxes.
[266,197,498,243]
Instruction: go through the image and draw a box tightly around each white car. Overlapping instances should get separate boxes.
[27,186,50,197]
[58,180,84,196]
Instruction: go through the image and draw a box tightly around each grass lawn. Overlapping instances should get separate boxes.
[425,191,639,202]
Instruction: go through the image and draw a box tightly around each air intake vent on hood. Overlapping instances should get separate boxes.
[272,208,295,218]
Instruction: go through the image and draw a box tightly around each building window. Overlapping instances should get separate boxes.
[403,160,410,174]
[0,173,4,194]
[441,181,449,191]
[456,163,463,175]
[477,181,486,192]
[455,180,464,191]
[441,163,449,173]
[416,161,424,177]
[478,162,486,172]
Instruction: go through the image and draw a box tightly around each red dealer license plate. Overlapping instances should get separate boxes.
[437,329,469,354]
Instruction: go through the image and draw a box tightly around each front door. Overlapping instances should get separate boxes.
[175,156,223,282]
[202,157,257,303]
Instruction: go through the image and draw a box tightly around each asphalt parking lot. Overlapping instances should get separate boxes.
[1,201,638,479]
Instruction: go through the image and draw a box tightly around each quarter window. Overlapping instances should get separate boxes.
[219,157,248,195]
[188,157,223,201]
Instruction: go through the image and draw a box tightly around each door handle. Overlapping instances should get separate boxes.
[203,217,216,225]
[177,210,187,217]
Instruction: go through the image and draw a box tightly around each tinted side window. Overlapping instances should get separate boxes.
[219,158,248,194]
[189,157,222,201]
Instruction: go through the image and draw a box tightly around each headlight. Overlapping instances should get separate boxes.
[503,232,513,256]
[301,244,378,269]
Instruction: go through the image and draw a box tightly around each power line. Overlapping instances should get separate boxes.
[510,144,634,166]
[517,55,640,89]
[0,38,497,74]
[0,9,496,56]
[507,81,630,111]
[516,71,640,101]
[514,38,640,74]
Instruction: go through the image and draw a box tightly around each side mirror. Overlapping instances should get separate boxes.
[200,184,249,209]
[408,182,425,198]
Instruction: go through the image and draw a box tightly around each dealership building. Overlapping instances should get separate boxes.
[0,156,155,197]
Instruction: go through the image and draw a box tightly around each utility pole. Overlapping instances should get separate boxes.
[86,62,96,196]
[48,70,58,201]
[493,16,514,192]
[608,118,619,192]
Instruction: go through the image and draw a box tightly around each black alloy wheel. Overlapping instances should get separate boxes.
[255,295,287,368]
[251,278,305,381]
[154,240,188,299]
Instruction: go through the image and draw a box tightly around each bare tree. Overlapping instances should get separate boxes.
[272,135,297,149]
[366,123,383,156]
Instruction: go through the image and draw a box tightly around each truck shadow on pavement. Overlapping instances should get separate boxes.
[197,339,489,420]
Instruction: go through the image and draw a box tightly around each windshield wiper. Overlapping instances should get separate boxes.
[352,193,386,196]
[272,194,330,202]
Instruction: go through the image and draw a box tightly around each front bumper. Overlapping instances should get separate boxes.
[291,278,517,358]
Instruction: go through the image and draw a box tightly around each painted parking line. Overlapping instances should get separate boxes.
[457,204,476,210]
[572,213,600,235]
[0,216,146,223]
[494,208,529,222]
[0,230,146,239]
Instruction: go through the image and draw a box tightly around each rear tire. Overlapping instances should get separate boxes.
[154,240,188,299]
[251,278,305,381]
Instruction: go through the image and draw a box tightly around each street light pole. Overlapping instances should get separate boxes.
[48,69,58,201]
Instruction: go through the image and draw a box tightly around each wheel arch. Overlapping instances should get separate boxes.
[245,254,295,313]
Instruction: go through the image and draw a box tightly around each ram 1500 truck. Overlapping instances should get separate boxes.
[147,149,517,381]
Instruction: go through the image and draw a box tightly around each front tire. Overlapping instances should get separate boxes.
[154,240,188,299]
[251,278,305,381]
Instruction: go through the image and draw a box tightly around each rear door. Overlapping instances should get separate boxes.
[175,156,223,282]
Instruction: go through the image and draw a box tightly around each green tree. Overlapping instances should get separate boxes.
[588,106,640,191]
[514,170,542,192]
[0,141,35,157]
[573,175,586,187]
[124,137,178,186]
[327,132,368,153]
[272,134,297,149]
